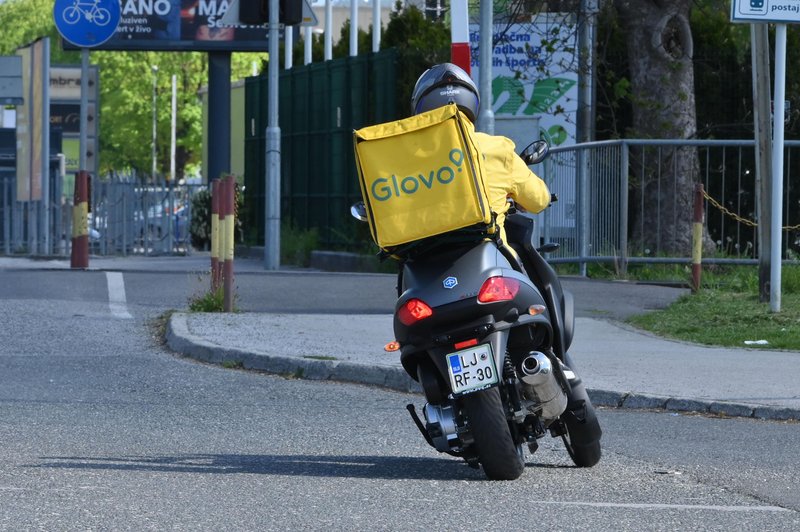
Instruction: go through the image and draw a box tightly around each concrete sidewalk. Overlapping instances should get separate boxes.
[166,312,800,422]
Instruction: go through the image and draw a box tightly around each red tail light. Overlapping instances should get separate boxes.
[478,277,520,303]
[398,298,433,325]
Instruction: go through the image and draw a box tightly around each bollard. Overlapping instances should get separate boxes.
[691,183,704,293]
[222,175,235,312]
[70,171,89,269]
[211,179,221,291]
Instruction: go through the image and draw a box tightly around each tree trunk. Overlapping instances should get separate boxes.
[614,0,700,255]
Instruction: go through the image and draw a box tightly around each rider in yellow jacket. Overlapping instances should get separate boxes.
[411,63,551,244]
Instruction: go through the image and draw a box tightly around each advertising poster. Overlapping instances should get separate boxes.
[15,46,30,202]
[63,0,270,51]
[16,39,50,202]
[469,15,579,148]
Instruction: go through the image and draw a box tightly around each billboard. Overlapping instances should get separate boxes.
[469,16,579,148]
[61,0,270,51]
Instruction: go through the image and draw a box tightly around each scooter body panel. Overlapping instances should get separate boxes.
[394,240,553,395]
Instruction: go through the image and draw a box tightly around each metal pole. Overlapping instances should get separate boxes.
[619,142,629,275]
[207,52,232,182]
[80,50,89,182]
[577,0,597,143]
[324,0,333,61]
[151,64,158,180]
[372,0,380,52]
[770,23,787,313]
[578,147,588,275]
[350,0,359,56]
[265,0,282,270]
[304,26,313,65]
[41,38,50,255]
[476,0,494,134]
[78,48,90,263]
[169,74,176,253]
[285,28,294,70]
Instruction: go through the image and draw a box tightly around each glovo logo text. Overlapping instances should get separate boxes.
[371,149,465,202]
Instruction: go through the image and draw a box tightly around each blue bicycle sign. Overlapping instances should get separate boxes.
[61,0,112,26]
[54,0,120,47]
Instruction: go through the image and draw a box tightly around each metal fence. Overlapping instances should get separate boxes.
[0,171,204,257]
[4,138,798,265]
[538,139,800,273]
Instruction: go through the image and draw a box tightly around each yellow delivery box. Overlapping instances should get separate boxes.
[353,104,493,250]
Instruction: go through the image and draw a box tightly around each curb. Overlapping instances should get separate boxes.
[166,313,800,422]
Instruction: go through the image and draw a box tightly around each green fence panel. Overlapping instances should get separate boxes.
[244,49,398,248]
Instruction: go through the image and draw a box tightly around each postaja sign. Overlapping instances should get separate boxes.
[62,0,269,52]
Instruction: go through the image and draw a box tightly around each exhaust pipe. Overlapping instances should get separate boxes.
[519,351,567,420]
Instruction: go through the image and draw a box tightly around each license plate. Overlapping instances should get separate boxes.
[446,343,498,395]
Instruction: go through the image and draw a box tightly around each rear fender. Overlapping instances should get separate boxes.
[563,289,575,351]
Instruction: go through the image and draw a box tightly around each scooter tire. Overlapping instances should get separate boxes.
[462,387,524,480]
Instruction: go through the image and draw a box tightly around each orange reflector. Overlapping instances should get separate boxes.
[384,341,401,352]
[528,304,546,315]
[454,338,478,350]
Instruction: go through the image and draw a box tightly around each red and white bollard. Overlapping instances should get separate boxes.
[691,183,704,293]
[450,0,471,75]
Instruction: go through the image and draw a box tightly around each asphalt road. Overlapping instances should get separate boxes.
[0,265,797,530]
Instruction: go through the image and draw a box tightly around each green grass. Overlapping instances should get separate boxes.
[625,264,800,350]
[188,286,226,312]
[628,291,800,349]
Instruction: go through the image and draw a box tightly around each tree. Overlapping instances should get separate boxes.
[381,4,451,117]
[0,0,264,180]
[613,0,701,255]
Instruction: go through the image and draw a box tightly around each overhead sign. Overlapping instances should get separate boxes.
[61,0,271,52]
[731,0,800,23]
[53,0,121,47]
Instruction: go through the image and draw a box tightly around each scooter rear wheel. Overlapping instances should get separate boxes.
[462,387,524,480]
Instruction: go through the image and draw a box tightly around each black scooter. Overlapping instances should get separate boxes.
[352,140,602,480]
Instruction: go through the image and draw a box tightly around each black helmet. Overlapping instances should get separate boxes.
[410,63,480,122]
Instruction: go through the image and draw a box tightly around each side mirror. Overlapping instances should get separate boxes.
[520,140,550,165]
[350,201,368,222]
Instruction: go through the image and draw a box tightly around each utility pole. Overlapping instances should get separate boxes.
[751,23,772,303]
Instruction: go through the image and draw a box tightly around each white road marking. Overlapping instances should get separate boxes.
[532,500,791,513]
[106,271,133,319]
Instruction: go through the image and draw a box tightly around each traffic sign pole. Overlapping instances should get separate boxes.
[770,23,787,312]
[54,0,119,268]
[79,49,88,171]
[730,1,799,312]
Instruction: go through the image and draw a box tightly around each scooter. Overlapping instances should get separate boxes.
[351,140,602,480]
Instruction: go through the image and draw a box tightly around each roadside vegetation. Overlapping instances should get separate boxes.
[576,263,800,351]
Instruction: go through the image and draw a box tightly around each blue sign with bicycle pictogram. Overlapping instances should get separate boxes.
[53,0,120,48]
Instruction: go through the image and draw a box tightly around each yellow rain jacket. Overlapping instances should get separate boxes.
[473,131,551,243]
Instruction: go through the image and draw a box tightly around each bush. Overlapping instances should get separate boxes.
[189,189,212,250]
[281,223,319,267]
[189,184,243,251]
